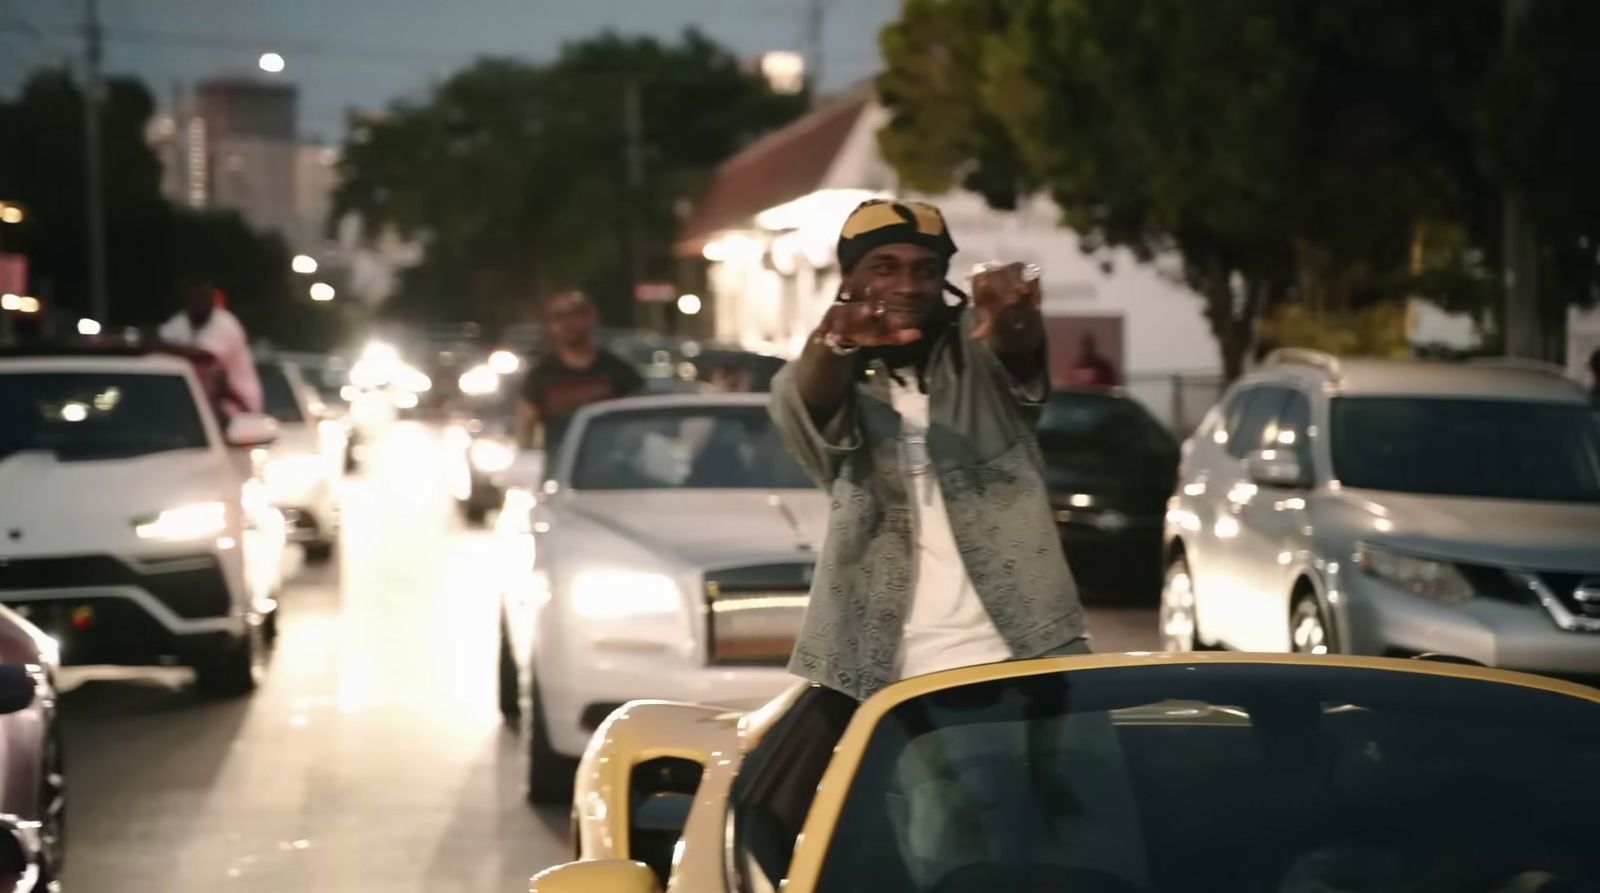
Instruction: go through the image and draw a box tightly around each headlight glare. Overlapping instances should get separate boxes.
[134,501,228,541]
[469,439,516,473]
[570,570,680,620]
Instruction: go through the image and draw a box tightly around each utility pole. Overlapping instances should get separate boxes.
[622,81,650,330]
[805,0,826,98]
[1502,0,1540,358]
[82,0,108,323]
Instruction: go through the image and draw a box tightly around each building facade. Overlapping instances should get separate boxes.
[678,87,1223,426]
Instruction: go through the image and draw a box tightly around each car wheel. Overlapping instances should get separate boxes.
[36,716,64,886]
[1290,593,1332,655]
[1159,554,1206,652]
[304,538,336,564]
[526,676,576,807]
[194,624,264,696]
[497,617,521,724]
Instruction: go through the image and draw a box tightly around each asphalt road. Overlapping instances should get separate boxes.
[55,421,1157,893]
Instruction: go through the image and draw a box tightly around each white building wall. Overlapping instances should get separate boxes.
[706,101,1219,380]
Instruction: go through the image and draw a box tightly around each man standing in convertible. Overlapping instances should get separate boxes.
[770,198,1089,701]
[742,200,1136,889]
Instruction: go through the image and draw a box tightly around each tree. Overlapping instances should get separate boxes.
[332,30,806,329]
[878,0,1510,377]
[0,70,304,342]
[1490,0,1600,355]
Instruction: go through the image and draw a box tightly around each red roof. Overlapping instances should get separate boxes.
[676,85,872,255]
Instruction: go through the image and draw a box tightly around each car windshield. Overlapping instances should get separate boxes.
[570,404,811,490]
[1037,392,1176,461]
[814,663,1600,893]
[1332,397,1600,502]
[0,371,209,461]
[257,364,306,424]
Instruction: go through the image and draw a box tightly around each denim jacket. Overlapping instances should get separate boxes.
[770,310,1086,700]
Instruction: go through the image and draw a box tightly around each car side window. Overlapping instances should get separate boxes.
[1226,387,1290,460]
[1267,390,1313,468]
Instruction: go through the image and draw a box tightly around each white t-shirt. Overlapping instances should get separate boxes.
[159,307,263,414]
[891,375,1012,680]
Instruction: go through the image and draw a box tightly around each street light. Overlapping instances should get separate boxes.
[676,293,702,316]
[309,282,335,302]
[77,318,102,336]
[258,52,285,74]
[291,254,318,274]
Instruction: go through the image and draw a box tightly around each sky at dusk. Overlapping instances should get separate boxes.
[0,0,902,140]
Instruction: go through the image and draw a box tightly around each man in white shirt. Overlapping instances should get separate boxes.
[158,278,262,415]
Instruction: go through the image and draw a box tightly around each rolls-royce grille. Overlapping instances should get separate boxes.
[704,564,811,666]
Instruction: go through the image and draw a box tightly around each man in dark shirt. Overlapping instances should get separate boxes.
[517,290,642,453]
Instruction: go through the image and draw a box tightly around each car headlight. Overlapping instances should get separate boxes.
[569,570,681,620]
[457,364,501,396]
[469,439,516,473]
[134,501,228,541]
[265,454,327,496]
[1353,543,1475,605]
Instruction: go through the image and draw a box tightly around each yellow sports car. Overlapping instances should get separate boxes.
[530,653,1600,893]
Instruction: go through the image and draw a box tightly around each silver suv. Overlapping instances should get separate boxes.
[1160,350,1600,680]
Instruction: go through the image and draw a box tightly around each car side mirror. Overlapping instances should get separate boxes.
[0,665,37,715]
[1246,448,1308,489]
[227,413,280,447]
[529,860,661,893]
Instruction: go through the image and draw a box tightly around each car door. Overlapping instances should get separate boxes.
[1199,386,1293,649]
[1228,387,1315,651]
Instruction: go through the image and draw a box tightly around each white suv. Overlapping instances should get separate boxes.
[1162,350,1600,681]
[0,348,287,694]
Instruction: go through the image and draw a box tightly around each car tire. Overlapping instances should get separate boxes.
[1159,553,1212,652]
[1290,592,1332,655]
[193,626,263,697]
[525,676,576,807]
[498,617,521,724]
[304,538,336,565]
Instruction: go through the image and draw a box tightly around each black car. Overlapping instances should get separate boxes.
[1037,389,1179,603]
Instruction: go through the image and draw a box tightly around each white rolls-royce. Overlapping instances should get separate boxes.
[497,394,824,804]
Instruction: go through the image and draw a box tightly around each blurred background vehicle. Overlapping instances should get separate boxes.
[444,374,521,525]
[1038,389,1178,603]
[1163,351,1600,682]
[255,359,343,563]
[0,347,284,695]
[275,351,360,472]
[499,394,823,804]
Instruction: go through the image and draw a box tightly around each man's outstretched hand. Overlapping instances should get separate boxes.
[970,262,1042,342]
[815,298,924,350]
